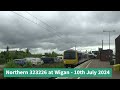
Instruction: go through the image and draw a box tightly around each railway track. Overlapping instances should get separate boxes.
[56,59,93,79]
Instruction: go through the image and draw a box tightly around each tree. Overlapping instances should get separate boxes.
[13,50,18,59]
[6,46,10,61]
[45,53,49,57]
[51,51,58,57]
[6,46,9,52]
[26,48,30,54]
[26,48,31,57]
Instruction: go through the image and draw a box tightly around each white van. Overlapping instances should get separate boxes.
[24,57,44,65]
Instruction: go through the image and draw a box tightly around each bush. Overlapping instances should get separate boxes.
[5,60,20,68]
[22,62,33,68]
[36,62,64,68]
[5,60,34,68]
[0,58,7,64]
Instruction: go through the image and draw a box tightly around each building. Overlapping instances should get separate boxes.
[100,49,113,61]
[96,48,103,59]
[115,35,120,64]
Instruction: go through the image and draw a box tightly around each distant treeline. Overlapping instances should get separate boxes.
[0,46,63,64]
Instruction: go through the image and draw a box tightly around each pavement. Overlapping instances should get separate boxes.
[82,59,120,79]
[56,59,120,79]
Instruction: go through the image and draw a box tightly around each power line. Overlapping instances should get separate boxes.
[25,11,74,40]
[11,11,76,49]
[25,11,62,38]
[11,11,46,30]
[26,11,73,45]
[11,11,60,36]
[25,12,59,33]
[11,11,66,47]
[25,11,76,44]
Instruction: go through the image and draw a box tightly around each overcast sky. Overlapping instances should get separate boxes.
[0,11,120,54]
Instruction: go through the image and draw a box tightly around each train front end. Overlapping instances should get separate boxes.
[63,50,78,68]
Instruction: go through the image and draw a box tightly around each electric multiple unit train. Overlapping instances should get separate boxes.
[63,49,90,68]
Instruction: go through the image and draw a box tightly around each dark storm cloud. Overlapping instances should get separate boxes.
[0,11,120,52]
[0,11,60,49]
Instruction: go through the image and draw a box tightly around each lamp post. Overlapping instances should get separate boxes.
[103,30,115,61]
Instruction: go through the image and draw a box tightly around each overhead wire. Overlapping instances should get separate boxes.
[25,11,76,46]
[11,11,59,36]
[11,11,76,50]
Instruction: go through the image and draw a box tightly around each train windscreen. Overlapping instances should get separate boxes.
[64,51,76,59]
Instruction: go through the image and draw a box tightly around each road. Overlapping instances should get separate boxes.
[56,59,120,79]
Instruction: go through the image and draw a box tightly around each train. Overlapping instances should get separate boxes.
[63,49,93,68]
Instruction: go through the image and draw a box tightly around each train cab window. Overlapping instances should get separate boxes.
[64,51,76,59]
[78,53,82,60]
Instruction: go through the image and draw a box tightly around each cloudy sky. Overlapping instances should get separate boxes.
[0,11,120,54]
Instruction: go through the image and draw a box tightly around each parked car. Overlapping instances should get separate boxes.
[14,59,26,66]
[41,57,54,64]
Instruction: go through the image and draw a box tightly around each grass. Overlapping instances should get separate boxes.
[0,61,64,79]
[4,60,65,68]
[5,61,33,68]
[5,61,20,68]
[35,62,64,68]
[0,59,7,64]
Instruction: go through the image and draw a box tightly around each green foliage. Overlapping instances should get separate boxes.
[0,70,3,74]
[0,47,63,65]
[35,62,64,68]
[5,60,33,68]
[5,60,20,68]
[5,60,64,68]
[23,62,33,68]
[0,50,29,64]
[44,51,63,57]
[31,54,42,58]
[26,48,31,57]
[0,58,7,64]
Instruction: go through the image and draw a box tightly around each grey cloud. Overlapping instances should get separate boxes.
[0,11,120,52]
